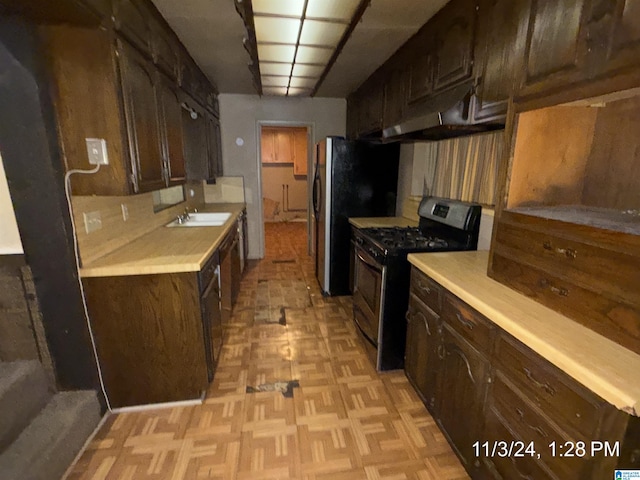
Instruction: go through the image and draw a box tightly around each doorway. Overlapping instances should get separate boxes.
[260,125,309,223]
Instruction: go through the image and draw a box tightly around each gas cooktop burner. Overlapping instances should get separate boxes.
[360,227,451,252]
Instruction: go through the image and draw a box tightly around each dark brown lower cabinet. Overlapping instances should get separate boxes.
[437,325,490,473]
[404,293,441,411]
[219,227,240,326]
[404,266,640,479]
[83,271,210,408]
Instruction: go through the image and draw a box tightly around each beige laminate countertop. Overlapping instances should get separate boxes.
[349,216,419,229]
[80,203,245,278]
[408,250,640,416]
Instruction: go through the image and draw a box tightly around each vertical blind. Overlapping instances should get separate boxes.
[416,131,504,206]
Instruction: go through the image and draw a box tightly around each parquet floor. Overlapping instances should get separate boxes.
[66,222,468,480]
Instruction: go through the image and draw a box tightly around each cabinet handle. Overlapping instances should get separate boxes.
[405,309,411,323]
[418,281,431,294]
[523,367,556,396]
[450,347,476,384]
[540,278,569,297]
[543,241,577,259]
[515,407,549,438]
[455,312,474,330]
[437,344,445,360]
[415,310,431,336]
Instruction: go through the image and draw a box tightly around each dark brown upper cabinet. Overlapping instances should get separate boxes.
[407,30,436,104]
[81,0,113,20]
[151,21,180,81]
[383,65,407,127]
[113,0,152,56]
[346,94,359,139]
[603,0,640,76]
[118,40,165,193]
[474,0,531,122]
[356,74,385,135]
[518,0,589,100]
[205,112,223,181]
[433,0,477,92]
[156,74,186,184]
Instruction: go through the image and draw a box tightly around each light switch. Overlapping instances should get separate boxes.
[85,138,109,165]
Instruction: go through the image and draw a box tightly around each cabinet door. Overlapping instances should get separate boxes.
[182,100,208,181]
[152,25,179,80]
[518,0,589,98]
[157,75,186,183]
[357,77,384,133]
[604,0,640,75]
[113,0,151,55]
[405,294,441,412]
[293,127,308,176]
[437,325,490,471]
[119,41,165,193]
[474,0,531,122]
[407,31,435,104]
[433,0,477,92]
[275,129,294,162]
[346,94,359,139]
[206,113,222,181]
[261,128,277,163]
[383,66,407,127]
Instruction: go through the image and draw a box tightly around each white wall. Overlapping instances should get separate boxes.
[219,94,346,258]
[0,153,23,254]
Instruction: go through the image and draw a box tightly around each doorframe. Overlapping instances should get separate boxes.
[255,120,315,258]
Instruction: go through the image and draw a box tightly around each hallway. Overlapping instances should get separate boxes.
[67,222,467,479]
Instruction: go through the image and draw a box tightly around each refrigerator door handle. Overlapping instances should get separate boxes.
[312,171,321,215]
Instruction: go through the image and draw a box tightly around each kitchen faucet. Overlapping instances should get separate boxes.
[176,206,198,224]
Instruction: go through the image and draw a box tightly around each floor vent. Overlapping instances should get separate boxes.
[246,380,300,398]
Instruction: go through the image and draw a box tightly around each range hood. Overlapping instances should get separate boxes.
[382,81,503,141]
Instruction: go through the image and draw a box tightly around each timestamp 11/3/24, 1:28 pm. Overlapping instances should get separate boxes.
[473,440,621,459]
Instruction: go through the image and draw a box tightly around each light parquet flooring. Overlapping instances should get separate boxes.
[67,222,468,480]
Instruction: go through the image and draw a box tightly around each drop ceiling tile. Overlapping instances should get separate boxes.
[255,17,301,45]
[260,63,293,76]
[306,0,360,21]
[292,64,325,77]
[289,77,317,88]
[299,20,346,47]
[258,44,296,63]
[252,0,305,17]
[295,46,333,64]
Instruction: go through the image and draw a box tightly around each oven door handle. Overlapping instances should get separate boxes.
[353,303,377,345]
[356,251,382,273]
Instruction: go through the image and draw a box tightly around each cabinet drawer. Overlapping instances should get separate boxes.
[490,372,590,479]
[410,268,442,315]
[490,251,640,355]
[495,334,603,438]
[442,293,494,351]
[483,406,560,480]
[494,216,640,306]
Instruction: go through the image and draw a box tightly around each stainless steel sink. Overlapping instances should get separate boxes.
[166,212,232,227]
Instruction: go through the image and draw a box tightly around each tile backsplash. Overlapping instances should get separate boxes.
[203,177,245,203]
[71,182,204,266]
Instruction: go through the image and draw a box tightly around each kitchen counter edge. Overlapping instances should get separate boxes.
[408,250,640,416]
[79,203,246,278]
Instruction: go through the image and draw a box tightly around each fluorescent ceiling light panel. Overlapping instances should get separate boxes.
[262,86,289,96]
[252,0,305,16]
[258,44,296,63]
[289,77,317,88]
[261,75,290,87]
[295,45,333,64]
[260,63,294,76]
[255,17,301,44]
[287,87,314,96]
[292,64,325,77]
[300,20,346,47]
[306,0,360,20]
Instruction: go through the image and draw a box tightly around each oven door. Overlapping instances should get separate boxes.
[352,245,384,350]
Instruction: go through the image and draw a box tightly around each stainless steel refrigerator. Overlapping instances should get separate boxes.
[312,137,400,296]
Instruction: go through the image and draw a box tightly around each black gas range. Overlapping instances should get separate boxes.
[352,197,481,371]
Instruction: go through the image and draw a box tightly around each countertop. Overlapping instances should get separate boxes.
[349,216,419,229]
[408,250,640,416]
[80,203,245,278]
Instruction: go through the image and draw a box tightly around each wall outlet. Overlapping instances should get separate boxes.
[121,203,129,221]
[83,210,102,234]
[85,138,109,165]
